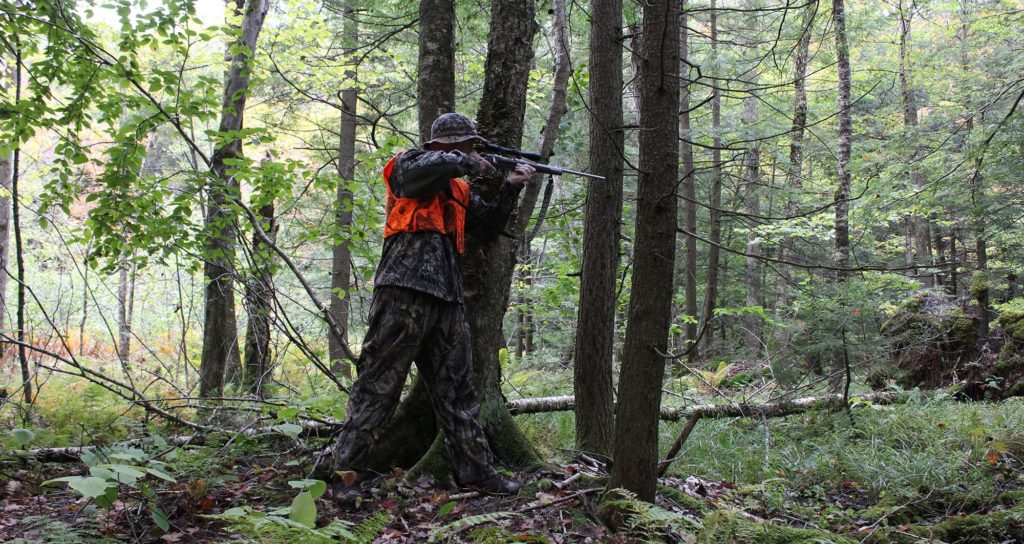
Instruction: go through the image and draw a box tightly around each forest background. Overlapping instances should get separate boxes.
[1,0,1023,542]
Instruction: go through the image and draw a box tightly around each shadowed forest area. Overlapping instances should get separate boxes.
[1,0,1023,542]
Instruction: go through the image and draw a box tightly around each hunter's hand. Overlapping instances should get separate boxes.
[507,163,535,187]
[469,151,498,178]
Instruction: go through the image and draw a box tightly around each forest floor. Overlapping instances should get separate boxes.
[2,383,1023,543]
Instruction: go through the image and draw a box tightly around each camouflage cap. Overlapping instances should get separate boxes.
[426,113,485,145]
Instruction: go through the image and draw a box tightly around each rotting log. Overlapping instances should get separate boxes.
[507,391,927,421]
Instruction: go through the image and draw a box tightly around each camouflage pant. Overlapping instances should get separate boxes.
[331,286,498,485]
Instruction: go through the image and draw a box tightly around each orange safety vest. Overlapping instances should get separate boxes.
[382,153,470,254]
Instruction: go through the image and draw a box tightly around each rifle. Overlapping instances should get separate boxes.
[480,143,605,181]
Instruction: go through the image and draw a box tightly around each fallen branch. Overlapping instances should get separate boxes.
[14,435,204,463]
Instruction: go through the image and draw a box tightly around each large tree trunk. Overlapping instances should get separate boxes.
[403,0,542,480]
[832,0,853,279]
[417,0,456,143]
[572,0,622,458]
[329,4,358,378]
[679,4,698,365]
[242,200,276,397]
[700,0,723,353]
[199,0,270,398]
[778,4,813,306]
[607,0,679,502]
[459,0,540,467]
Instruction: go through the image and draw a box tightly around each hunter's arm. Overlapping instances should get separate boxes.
[390,149,481,198]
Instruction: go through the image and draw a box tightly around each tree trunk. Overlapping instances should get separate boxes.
[329,4,358,378]
[572,0,621,457]
[199,0,270,398]
[417,0,456,143]
[743,93,762,356]
[899,2,932,288]
[11,42,31,403]
[700,0,723,353]
[243,200,276,398]
[607,0,679,502]
[459,0,540,468]
[779,4,813,306]
[404,0,542,480]
[832,0,853,279]
[117,259,136,365]
[680,3,698,365]
[0,56,12,366]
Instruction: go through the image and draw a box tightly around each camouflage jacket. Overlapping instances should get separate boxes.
[374,148,522,303]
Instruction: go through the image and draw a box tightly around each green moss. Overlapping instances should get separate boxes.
[657,484,709,514]
[697,509,857,544]
[905,503,1024,543]
[971,280,990,300]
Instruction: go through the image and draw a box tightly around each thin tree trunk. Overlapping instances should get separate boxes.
[11,41,30,403]
[117,260,136,364]
[417,0,456,143]
[832,0,853,279]
[743,95,762,356]
[573,0,621,457]
[899,2,932,287]
[243,201,276,398]
[607,0,679,502]
[680,3,698,365]
[329,3,358,378]
[0,56,12,366]
[779,3,813,306]
[700,0,723,353]
[199,0,270,398]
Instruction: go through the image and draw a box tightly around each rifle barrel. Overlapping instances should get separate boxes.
[483,155,605,181]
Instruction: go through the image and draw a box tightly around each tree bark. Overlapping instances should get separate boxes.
[742,3,763,355]
[458,0,541,468]
[680,4,698,365]
[700,0,723,354]
[607,0,679,502]
[743,94,762,356]
[779,4,813,306]
[199,0,270,398]
[117,259,136,365]
[572,0,621,458]
[405,0,542,479]
[417,0,456,143]
[329,3,358,378]
[832,0,853,279]
[11,42,30,403]
[898,2,932,287]
[243,200,276,397]
[0,56,12,366]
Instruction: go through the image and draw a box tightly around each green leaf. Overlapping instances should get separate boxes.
[146,467,176,482]
[288,479,326,500]
[65,476,116,499]
[10,428,34,446]
[438,500,457,517]
[150,504,170,531]
[272,423,303,439]
[289,491,317,528]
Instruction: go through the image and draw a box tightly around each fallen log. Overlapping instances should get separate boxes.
[507,391,925,421]
[10,392,927,463]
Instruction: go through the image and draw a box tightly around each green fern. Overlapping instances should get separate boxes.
[605,488,700,543]
[352,511,391,544]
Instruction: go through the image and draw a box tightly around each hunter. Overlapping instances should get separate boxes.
[328,113,534,505]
